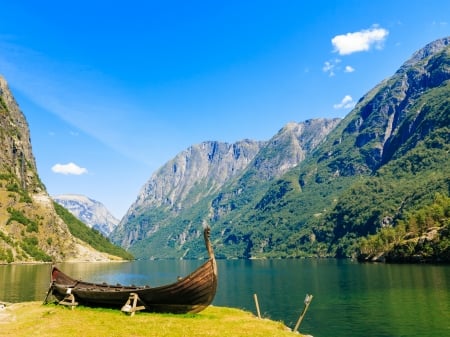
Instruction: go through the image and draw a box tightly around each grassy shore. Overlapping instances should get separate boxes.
[0,302,304,337]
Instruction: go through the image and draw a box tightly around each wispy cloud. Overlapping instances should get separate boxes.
[333,95,356,109]
[344,65,355,73]
[52,162,88,175]
[323,58,341,77]
[323,60,355,76]
[331,25,389,55]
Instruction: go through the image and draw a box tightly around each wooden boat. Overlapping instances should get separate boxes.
[47,227,218,314]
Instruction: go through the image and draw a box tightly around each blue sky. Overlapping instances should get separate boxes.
[1,1,449,219]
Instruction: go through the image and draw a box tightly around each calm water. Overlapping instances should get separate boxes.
[1,259,449,337]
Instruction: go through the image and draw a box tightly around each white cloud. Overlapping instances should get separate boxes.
[51,162,88,175]
[333,95,356,109]
[344,65,355,73]
[331,26,389,55]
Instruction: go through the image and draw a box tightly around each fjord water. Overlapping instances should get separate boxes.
[1,260,448,337]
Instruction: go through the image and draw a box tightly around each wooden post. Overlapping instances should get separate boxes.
[43,282,54,304]
[293,294,313,333]
[253,293,261,319]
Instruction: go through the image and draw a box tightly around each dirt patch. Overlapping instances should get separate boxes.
[0,304,16,323]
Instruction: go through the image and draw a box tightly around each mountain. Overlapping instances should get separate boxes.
[0,76,131,263]
[110,139,265,255]
[229,37,450,261]
[111,118,342,258]
[112,37,449,262]
[53,194,119,237]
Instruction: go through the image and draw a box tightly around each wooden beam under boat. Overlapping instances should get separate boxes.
[47,227,218,314]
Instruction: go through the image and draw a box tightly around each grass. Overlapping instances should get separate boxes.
[0,302,303,337]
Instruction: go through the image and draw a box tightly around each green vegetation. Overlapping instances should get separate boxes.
[1,302,296,337]
[2,173,33,203]
[0,96,8,112]
[20,236,52,262]
[6,207,39,233]
[359,193,450,262]
[326,91,450,258]
[127,196,213,259]
[53,202,133,260]
[3,207,51,261]
[0,230,14,263]
[0,247,14,263]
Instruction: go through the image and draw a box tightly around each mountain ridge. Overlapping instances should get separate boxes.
[111,118,342,257]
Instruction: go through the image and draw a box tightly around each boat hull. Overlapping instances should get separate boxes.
[49,228,218,314]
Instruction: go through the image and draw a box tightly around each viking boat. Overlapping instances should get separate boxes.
[47,227,217,314]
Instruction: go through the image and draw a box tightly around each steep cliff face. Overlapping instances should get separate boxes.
[0,76,120,263]
[53,194,119,237]
[128,139,264,213]
[0,77,40,193]
[250,118,342,180]
[210,118,341,222]
[327,37,450,175]
[112,139,264,250]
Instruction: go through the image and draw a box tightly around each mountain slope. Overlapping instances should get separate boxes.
[111,118,341,258]
[111,139,265,255]
[236,37,450,260]
[0,76,130,263]
[53,194,119,237]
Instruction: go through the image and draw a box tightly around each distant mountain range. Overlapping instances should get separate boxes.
[110,37,450,262]
[53,194,119,237]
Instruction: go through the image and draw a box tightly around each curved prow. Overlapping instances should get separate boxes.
[203,226,215,259]
[203,226,218,277]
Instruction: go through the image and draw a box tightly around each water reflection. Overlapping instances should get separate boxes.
[0,264,52,303]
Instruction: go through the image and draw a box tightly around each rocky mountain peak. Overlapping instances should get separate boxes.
[251,118,342,180]
[53,194,119,237]
[401,36,450,68]
[126,139,264,214]
[112,138,264,249]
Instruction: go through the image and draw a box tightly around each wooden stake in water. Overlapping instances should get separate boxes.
[293,294,313,333]
[253,293,261,319]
